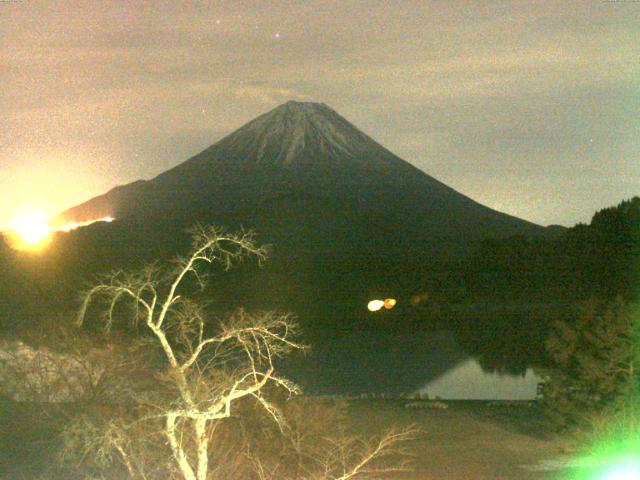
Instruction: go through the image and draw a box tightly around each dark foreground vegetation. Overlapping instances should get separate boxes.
[2,227,418,480]
[0,197,638,478]
[1,396,569,480]
[1,197,637,368]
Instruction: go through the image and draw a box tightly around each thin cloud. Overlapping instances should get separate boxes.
[233,84,309,106]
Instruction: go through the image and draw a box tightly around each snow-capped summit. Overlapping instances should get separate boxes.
[176,100,402,169]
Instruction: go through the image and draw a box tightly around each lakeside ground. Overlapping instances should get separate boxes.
[344,399,572,480]
[2,396,583,480]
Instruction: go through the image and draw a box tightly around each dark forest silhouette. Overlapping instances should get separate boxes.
[0,197,637,390]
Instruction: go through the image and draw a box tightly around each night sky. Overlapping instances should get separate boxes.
[2,0,638,229]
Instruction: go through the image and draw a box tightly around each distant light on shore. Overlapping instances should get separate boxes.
[367,300,385,312]
[367,298,397,312]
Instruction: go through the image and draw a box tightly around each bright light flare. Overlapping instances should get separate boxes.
[3,214,115,252]
[367,300,385,312]
[10,212,51,250]
[600,460,640,480]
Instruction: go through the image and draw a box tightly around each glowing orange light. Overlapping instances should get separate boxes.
[8,212,52,251]
[4,214,115,252]
[14,213,49,245]
[383,298,397,309]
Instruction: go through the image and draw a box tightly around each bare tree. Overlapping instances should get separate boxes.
[254,424,417,480]
[76,226,303,480]
[315,427,416,480]
[240,395,417,480]
[0,319,119,404]
[69,225,417,480]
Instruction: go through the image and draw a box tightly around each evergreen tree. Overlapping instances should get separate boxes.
[536,297,639,430]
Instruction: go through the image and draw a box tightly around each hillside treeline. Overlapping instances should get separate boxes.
[447,197,639,373]
[462,196,639,303]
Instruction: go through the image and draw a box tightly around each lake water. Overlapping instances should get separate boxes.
[418,358,541,400]
[287,329,541,399]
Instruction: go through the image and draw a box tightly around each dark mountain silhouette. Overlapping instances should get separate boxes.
[56,101,545,263]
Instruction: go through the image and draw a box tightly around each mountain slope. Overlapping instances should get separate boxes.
[57,101,543,262]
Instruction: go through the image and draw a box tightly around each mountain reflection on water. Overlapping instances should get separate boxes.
[284,329,541,399]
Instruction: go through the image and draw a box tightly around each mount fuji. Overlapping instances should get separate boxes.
[57,101,544,264]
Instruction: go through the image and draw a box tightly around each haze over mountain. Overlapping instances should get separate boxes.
[57,101,546,263]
